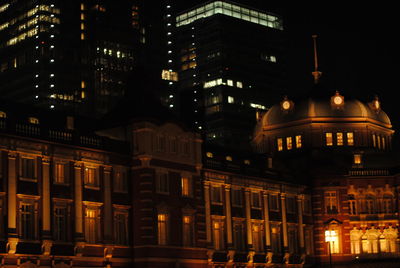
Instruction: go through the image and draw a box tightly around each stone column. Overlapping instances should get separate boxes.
[224,186,233,246]
[281,193,289,263]
[263,192,272,263]
[297,195,305,263]
[7,152,18,253]
[224,186,235,265]
[204,182,212,245]
[42,157,52,255]
[244,189,253,247]
[74,163,84,254]
[103,166,113,243]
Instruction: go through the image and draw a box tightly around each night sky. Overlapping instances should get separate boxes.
[178,2,399,127]
[279,4,399,127]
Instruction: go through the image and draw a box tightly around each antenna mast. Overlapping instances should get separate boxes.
[312,35,322,84]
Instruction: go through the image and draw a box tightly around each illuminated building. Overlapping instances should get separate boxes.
[0,0,138,116]
[174,0,286,149]
[253,91,400,265]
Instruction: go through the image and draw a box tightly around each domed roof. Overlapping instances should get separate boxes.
[260,96,391,129]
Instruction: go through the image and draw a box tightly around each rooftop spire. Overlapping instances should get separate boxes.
[312,35,322,84]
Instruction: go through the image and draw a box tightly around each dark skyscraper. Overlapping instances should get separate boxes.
[173,0,287,149]
[0,0,139,116]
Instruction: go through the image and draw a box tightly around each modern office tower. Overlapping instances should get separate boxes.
[0,0,139,117]
[174,0,287,149]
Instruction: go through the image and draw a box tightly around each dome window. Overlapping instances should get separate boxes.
[280,96,293,112]
[331,91,344,109]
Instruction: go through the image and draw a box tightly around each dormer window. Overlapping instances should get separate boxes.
[326,133,333,146]
[347,132,354,146]
[336,133,343,146]
[331,91,344,109]
[353,154,362,164]
[28,117,39,124]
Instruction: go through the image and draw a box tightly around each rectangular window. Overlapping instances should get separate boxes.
[114,170,127,193]
[181,176,191,197]
[295,135,302,148]
[325,191,338,214]
[211,186,222,204]
[286,197,296,214]
[252,222,264,252]
[277,138,283,151]
[21,157,35,180]
[326,133,333,146]
[213,220,225,250]
[156,173,169,194]
[84,166,99,188]
[347,132,354,146]
[85,207,101,243]
[19,202,37,240]
[286,137,292,150]
[269,194,279,211]
[232,189,243,207]
[114,211,129,245]
[53,205,69,241]
[54,163,69,184]
[303,198,312,215]
[288,228,299,253]
[271,225,282,253]
[337,132,343,146]
[233,222,245,251]
[158,213,168,245]
[251,192,261,208]
[182,215,194,246]
[228,96,234,103]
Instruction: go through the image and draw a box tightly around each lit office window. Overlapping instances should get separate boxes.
[326,133,333,146]
[228,96,234,103]
[347,132,354,146]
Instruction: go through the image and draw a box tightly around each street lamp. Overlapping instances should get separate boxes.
[325,230,336,268]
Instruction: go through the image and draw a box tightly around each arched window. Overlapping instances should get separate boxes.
[365,195,375,214]
[348,194,357,215]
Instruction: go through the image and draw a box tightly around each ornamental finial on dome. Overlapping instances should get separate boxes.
[331,91,344,109]
[369,95,381,113]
